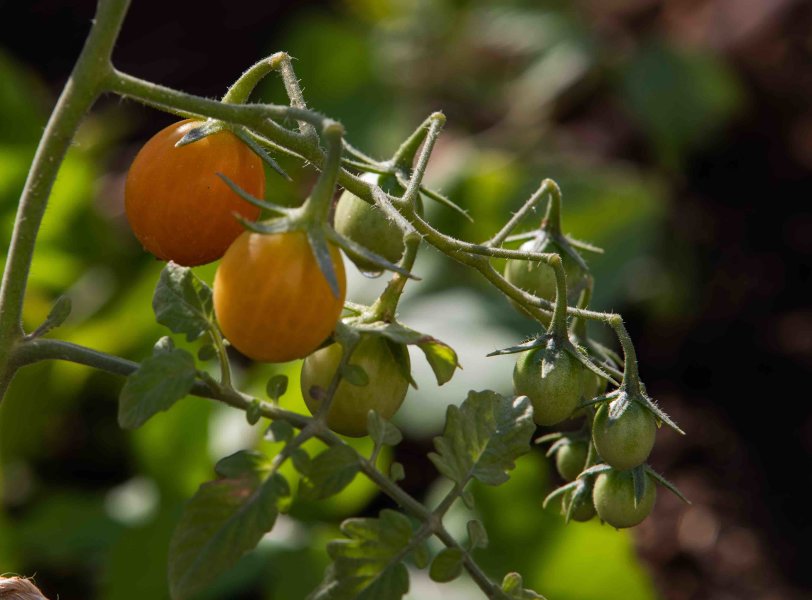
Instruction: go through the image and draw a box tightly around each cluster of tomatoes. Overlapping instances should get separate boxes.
[126,119,666,528]
[125,120,408,438]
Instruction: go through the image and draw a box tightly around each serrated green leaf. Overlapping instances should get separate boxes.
[118,345,196,430]
[266,374,288,401]
[214,450,272,480]
[265,420,294,444]
[368,411,403,448]
[429,548,464,583]
[467,519,488,549]
[428,391,535,486]
[309,509,413,600]
[299,445,360,501]
[169,472,289,600]
[153,263,213,342]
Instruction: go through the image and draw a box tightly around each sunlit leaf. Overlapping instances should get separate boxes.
[152,263,213,342]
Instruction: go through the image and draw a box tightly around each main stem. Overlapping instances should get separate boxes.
[0,0,130,398]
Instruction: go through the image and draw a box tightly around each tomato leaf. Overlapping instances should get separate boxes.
[467,518,488,550]
[351,321,460,386]
[309,509,413,600]
[214,449,273,480]
[168,471,289,600]
[298,445,360,501]
[153,263,213,342]
[265,419,294,444]
[367,411,403,448]
[27,295,71,339]
[266,374,288,401]
[429,547,464,583]
[428,390,535,487]
[118,339,196,429]
[500,572,546,600]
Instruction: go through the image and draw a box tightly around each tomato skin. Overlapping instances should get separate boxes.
[592,400,657,471]
[513,346,583,426]
[555,440,588,481]
[593,469,656,528]
[125,119,263,266]
[503,235,587,306]
[300,335,410,437]
[334,173,405,272]
[213,231,346,363]
[563,490,596,522]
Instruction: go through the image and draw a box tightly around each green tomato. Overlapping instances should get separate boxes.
[300,334,410,437]
[592,399,657,471]
[334,173,405,273]
[581,367,606,403]
[563,489,596,522]
[593,469,656,528]
[555,441,588,482]
[503,234,588,306]
[513,345,583,426]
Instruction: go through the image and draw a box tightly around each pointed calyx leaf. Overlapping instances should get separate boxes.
[428,391,535,487]
[486,335,548,357]
[175,120,222,146]
[645,465,691,504]
[309,509,414,600]
[351,320,460,386]
[118,337,197,430]
[308,229,341,299]
[153,263,214,342]
[232,127,291,180]
[168,470,290,600]
[637,391,684,435]
[217,174,292,216]
[298,445,361,501]
[326,227,416,279]
[500,572,546,600]
[429,547,464,583]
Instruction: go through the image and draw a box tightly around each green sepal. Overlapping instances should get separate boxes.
[217,173,293,216]
[645,464,691,504]
[232,126,291,180]
[308,228,342,299]
[325,227,416,280]
[175,120,222,147]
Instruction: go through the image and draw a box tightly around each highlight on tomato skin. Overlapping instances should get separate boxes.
[213,230,346,363]
[124,119,264,267]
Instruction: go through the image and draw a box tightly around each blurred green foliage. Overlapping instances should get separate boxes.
[0,0,744,598]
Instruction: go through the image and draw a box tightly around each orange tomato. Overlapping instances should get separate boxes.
[125,119,263,266]
[213,231,346,362]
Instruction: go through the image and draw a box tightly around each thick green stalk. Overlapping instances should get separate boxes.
[0,0,131,399]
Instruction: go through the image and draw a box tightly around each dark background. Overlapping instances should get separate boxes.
[1,1,810,599]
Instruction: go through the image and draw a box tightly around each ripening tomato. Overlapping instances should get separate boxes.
[300,334,410,437]
[213,231,345,362]
[593,469,656,528]
[513,345,583,426]
[125,119,263,266]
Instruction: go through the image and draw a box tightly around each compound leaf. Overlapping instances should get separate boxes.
[153,263,213,342]
[428,391,535,486]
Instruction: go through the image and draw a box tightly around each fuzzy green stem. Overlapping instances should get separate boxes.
[221,56,280,104]
[608,316,640,391]
[487,178,557,247]
[548,256,569,338]
[367,234,421,323]
[390,114,433,170]
[542,180,563,235]
[396,112,445,208]
[303,121,344,224]
[0,0,131,401]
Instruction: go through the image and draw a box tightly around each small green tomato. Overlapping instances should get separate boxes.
[334,173,405,273]
[513,345,583,426]
[592,399,657,471]
[563,489,596,522]
[300,334,410,437]
[593,469,656,528]
[555,441,588,482]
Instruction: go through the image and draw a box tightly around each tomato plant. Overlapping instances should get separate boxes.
[593,469,657,529]
[563,489,597,522]
[513,343,583,426]
[592,399,657,471]
[125,119,264,266]
[213,230,346,363]
[504,234,588,306]
[300,334,410,437]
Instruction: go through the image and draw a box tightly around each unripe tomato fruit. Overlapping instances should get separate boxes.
[503,235,587,306]
[334,173,405,273]
[593,469,656,528]
[592,400,657,471]
[300,335,410,437]
[563,490,596,522]
[555,440,588,482]
[513,346,583,426]
[213,231,345,363]
[125,119,263,266]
